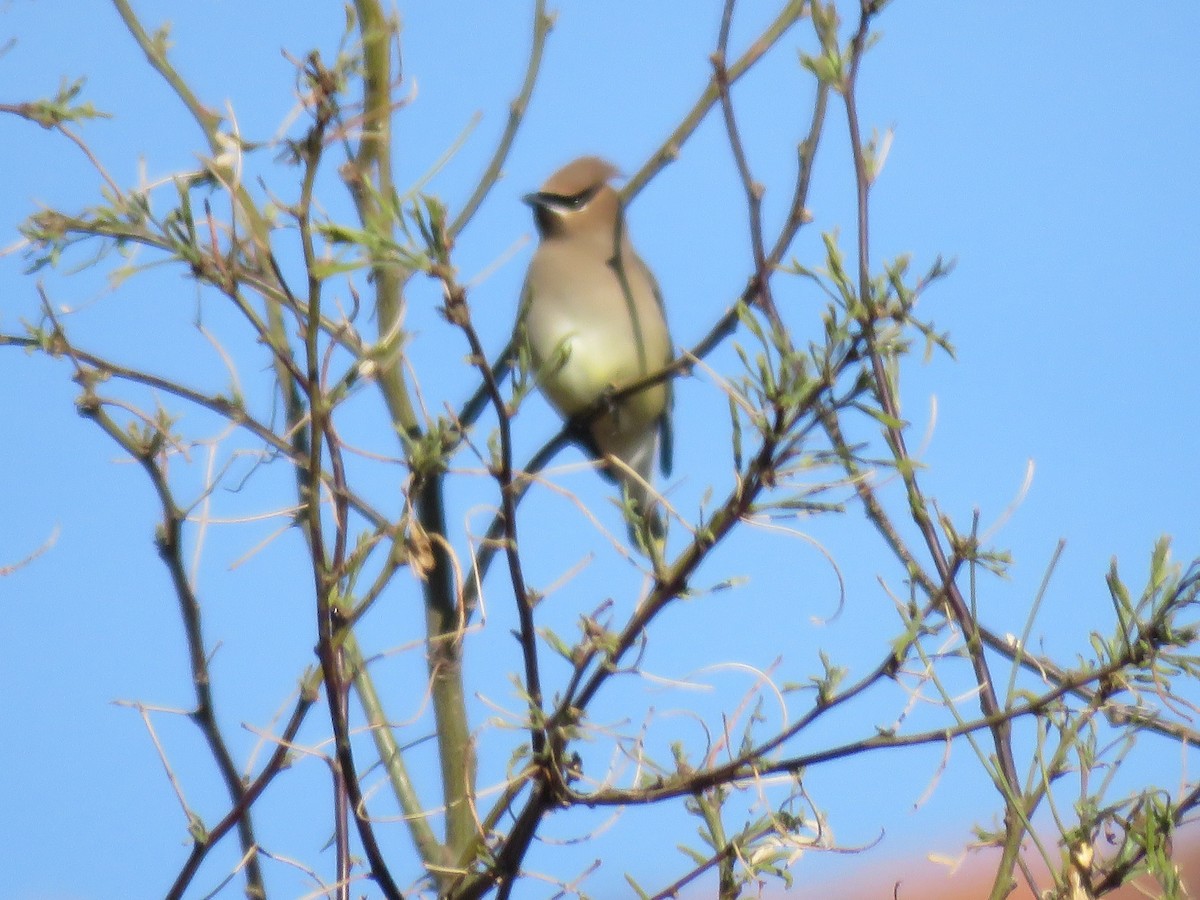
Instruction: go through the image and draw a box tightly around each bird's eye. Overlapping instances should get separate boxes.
[565,186,598,209]
[546,184,600,212]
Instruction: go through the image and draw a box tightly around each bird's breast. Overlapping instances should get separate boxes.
[524,260,668,428]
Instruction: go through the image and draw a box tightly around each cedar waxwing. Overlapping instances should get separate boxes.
[518,157,674,540]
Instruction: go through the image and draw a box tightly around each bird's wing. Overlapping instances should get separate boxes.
[638,254,675,479]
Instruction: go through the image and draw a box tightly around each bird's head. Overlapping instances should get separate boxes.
[524,156,622,240]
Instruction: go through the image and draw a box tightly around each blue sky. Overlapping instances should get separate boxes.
[3,3,1199,898]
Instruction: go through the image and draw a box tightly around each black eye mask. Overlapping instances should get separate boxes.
[530,183,602,211]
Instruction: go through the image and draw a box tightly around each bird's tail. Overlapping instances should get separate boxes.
[608,433,665,546]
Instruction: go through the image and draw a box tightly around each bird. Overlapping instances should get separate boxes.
[516,156,673,543]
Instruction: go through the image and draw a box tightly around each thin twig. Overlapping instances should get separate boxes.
[621,0,809,200]
[712,0,783,331]
[448,0,551,240]
[837,5,1022,895]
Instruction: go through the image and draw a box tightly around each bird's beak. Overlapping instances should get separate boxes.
[522,192,545,208]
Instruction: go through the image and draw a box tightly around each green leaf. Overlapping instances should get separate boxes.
[538,626,573,663]
[309,257,365,280]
